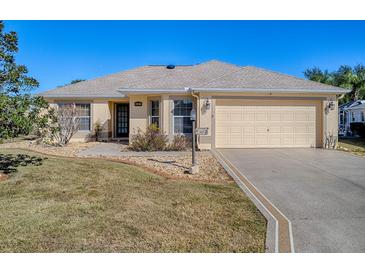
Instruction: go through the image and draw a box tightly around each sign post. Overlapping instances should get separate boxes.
[189,109,198,174]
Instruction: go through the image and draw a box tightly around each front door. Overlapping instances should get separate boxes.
[116,103,129,138]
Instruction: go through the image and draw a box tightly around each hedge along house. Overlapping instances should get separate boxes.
[39,60,349,149]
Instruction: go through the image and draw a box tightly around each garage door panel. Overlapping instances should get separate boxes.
[282,112,294,121]
[215,103,317,148]
[230,111,242,121]
[230,127,242,134]
[243,112,255,121]
[255,135,269,145]
[294,112,308,121]
[294,125,308,134]
[269,125,281,133]
[294,135,309,145]
[243,135,255,145]
[255,125,269,134]
[243,126,255,134]
[255,112,267,121]
[269,112,281,121]
[268,134,281,145]
[282,135,294,145]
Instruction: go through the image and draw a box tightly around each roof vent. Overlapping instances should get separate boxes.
[166,65,175,69]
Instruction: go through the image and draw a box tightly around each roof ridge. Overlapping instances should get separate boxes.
[126,60,236,89]
[126,63,198,89]
[244,65,349,91]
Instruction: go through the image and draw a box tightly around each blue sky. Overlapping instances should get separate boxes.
[4,20,365,93]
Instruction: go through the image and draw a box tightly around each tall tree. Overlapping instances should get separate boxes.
[304,65,365,102]
[0,21,54,141]
[0,21,39,94]
[304,67,333,85]
[69,79,85,85]
[57,79,85,88]
[333,65,365,101]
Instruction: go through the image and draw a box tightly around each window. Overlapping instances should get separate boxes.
[362,112,365,122]
[150,100,160,127]
[173,99,193,134]
[57,103,91,131]
[352,112,355,122]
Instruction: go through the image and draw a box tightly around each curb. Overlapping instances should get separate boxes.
[211,149,295,253]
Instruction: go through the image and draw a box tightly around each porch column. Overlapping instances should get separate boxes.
[160,95,170,138]
[129,95,148,139]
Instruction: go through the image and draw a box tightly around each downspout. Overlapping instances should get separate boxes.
[185,87,200,148]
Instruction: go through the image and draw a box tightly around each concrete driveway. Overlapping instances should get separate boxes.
[218,148,365,252]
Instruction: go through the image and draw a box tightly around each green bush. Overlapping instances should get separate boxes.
[350,122,365,137]
[94,120,103,141]
[129,124,168,151]
[0,154,44,174]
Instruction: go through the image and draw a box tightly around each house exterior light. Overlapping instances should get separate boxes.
[204,98,211,109]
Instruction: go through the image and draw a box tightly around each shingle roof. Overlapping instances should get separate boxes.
[39,60,349,98]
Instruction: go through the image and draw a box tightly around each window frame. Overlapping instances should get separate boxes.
[172,98,193,135]
[56,102,92,132]
[362,111,365,122]
[149,99,160,128]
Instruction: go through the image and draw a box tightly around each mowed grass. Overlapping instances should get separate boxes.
[338,138,365,156]
[0,149,266,253]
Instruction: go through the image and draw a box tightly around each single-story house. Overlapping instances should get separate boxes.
[339,100,365,136]
[39,60,349,149]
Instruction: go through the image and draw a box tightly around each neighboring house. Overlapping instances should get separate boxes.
[39,60,349,149]
[339,100,365,136]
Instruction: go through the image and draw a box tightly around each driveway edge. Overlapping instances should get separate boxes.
[211,149,294,253]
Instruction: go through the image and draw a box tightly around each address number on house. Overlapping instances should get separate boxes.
[195,127,209,136]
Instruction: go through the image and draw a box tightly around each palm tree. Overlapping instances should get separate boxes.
[333,65,365,101]
[304,65,365,102]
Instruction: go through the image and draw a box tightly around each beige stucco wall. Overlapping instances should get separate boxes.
[323,96,338,147]
[45,92,341,149]
[129,95,148,139]
[198,95,212,150]
[160,95,170,137]
[93,100,112,140]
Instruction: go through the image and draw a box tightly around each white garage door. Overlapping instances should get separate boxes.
[215,105,316,148]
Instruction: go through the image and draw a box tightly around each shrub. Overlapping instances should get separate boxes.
[350,122,365,138]
[0,154,44,174]
[167,135,189,151]
[94,120,103,141]
[129,124,168,151]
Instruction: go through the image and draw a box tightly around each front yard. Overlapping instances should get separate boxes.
[0,148,266,252]
[338,138,365,157]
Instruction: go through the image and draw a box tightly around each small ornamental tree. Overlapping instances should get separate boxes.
[53,104,80,146]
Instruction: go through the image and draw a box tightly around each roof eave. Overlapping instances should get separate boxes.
[119,87,350,95]
[40,94,127,99]
[118,88,187,95]
[193,87,350,94]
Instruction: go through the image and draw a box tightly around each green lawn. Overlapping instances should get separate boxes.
[0,148,266,252]
[338,138,365,156]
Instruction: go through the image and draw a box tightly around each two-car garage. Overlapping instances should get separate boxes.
[214,99,322,148]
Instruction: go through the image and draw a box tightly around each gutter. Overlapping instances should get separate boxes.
[118,87,350,95]
[185,87,200,147]
[193,87,350,94]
